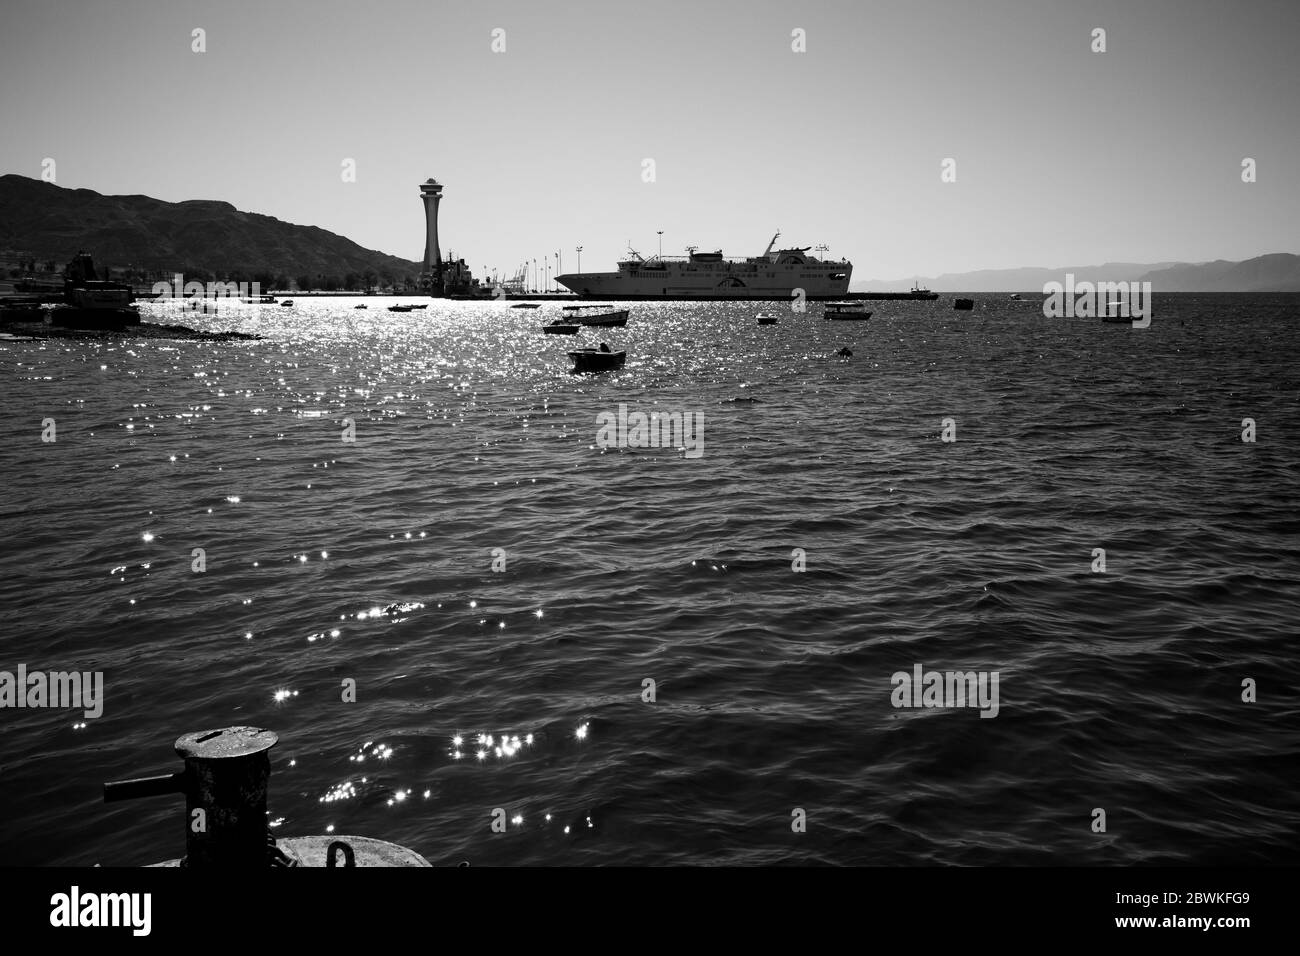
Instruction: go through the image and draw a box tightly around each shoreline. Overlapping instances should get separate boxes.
[0,318,261,341]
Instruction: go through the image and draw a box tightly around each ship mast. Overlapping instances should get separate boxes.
[763,230,781,256]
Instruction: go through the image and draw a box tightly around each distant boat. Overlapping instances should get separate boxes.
[562,305,629,327]
[824,302,872,320]
[280,299,294,307]
[911,281,932,296]
[511,303,541,309]
[1010,293,1022,300]
[388,304,415,312]
[568,347,626,372]
[1101,312,1134,324]
[953,298,975,310]
[756,312,779,325]
[354,304,368,309]
[543,318,580,335]
[409,304,428,310]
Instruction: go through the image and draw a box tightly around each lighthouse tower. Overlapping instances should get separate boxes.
[419,178,444,296]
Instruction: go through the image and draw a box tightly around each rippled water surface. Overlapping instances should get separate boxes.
[1,294,1297,866]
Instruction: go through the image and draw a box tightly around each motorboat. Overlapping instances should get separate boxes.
[562,305,629,327]
[568,347,626,372]
[756,312,779,325]
[543,318,580,335]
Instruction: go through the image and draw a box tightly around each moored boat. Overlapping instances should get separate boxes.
[280,299,294,307]
[554,231,853,300]
[756,312,779,325]
[562,305,629,327]
[388,304,415,312]
[568,347,626,372]
[543,318,580,335]
[2,253,142,329]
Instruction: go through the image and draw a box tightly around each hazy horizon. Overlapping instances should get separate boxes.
[2,0,1296,281]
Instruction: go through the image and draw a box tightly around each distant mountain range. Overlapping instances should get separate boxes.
[0,174,422,285]
[853,254,1300,293]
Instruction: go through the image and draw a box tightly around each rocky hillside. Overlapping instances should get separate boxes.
[0,174,422,286]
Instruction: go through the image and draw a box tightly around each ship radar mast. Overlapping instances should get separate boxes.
[626,241,644,262]
[763,230,781,257]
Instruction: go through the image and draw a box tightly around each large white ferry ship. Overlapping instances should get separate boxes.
[554,233,853,300]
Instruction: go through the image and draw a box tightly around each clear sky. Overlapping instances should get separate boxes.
[1,0,1296,279]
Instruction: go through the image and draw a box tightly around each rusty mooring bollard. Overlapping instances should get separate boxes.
[104,726,431,867]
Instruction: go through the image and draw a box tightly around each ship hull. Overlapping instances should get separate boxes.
[545,291,933,302]
[556,267,852,301]
[552,275,935,301]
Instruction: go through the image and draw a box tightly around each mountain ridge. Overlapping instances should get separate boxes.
[0,174,422,286]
